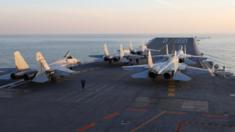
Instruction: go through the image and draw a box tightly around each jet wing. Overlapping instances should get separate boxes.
[184,58,197,65]
[126,54,145,59]
[32,62,76,83]
[187,55,207,59]
[185,66,211,76]
[122,64,148,71]
[0,68,17,74]
[54,66,75,76]
[89,55,104,59]
[149,49,160,52]
[55,68,75,77]
[50,62,77,76]
[0,73,11,80]
[0,68,18,80]
[152,55,169,58]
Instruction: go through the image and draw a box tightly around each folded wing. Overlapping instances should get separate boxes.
[185,66,211,76]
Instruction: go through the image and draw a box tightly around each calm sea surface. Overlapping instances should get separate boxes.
[0,34,234,73]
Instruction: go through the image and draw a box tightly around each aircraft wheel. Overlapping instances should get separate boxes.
[136,59,139,64]
[23,74,29,81]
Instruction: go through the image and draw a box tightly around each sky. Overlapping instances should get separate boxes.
[0,0,235,34]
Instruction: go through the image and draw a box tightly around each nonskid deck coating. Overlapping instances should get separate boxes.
[0,37,235,132]
[0,62,235,132]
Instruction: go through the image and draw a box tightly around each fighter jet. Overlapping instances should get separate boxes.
[128,42,160,57]
[154,44,207,65]
[51,51,81,69]
[176,45,207,65]
[89,44,144,64]
[123,50,211,81]
[32,51,78,83]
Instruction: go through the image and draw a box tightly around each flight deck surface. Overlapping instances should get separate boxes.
[0,38,235,132]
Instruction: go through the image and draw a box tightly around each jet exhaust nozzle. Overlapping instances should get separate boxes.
[163,73,172,80]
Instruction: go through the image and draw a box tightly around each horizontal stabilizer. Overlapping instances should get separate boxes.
[122,64,148,72]
[120,58,129,63]
[131,70,149,79]
[173,71,191,81]
[32,72,49,83]
[0,73,11,80]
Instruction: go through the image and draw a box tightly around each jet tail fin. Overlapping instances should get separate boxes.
[166,44,169,55]
[104,44,109,57]
[184,45,187,55]
[141,44,147,52]
[14,51,29,71]
[36,51,51,71]
[129,42,133,51]
[147,50,153,68]
[120,44,125,59]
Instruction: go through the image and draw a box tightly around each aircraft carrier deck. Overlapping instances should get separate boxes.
[0,38,235,132]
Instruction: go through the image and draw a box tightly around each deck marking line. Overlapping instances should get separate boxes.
[0,80,26,89]
[103,112,120,120]
[176,120,235,132]
[230,94,235,97]
[77,122,96,132]
[166,111,187,116]
[76,111,119,132]
[201,113,229,120]
[176,121,188,132]
[130,111,166,132]
[168,80,175,97]
[127,108,148,112]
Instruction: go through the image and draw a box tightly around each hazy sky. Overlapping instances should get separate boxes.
[0,0,235,34]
